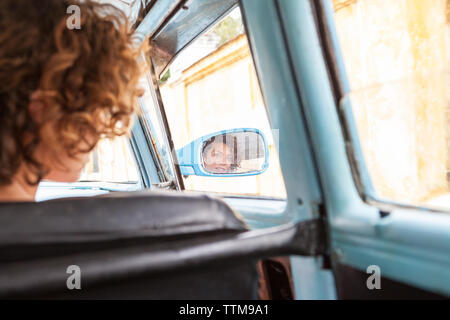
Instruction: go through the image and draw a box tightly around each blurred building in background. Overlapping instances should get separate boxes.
[333,0,450,205]
[160,34,287,198]
[81,0,450,204]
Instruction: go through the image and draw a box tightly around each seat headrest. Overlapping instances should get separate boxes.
[0,190,246,245]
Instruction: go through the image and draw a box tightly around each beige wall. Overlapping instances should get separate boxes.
[81,136,139,183]
[333,0,449,204]
[160,35,287,198]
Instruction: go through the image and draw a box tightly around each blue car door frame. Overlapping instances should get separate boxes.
[241,0,450,299]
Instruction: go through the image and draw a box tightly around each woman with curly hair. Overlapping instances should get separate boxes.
[0,0,145,201]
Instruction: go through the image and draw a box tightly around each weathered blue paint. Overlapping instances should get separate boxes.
[221,197,289,229]
[240,0,335,299]
[130,114,165,187]
[320,0,376,199]
[284,0,450,297]
[149,0,239,77]
[132,0,184,46]
[42,0,450,299]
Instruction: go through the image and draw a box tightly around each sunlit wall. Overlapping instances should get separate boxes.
[333,0,449,205]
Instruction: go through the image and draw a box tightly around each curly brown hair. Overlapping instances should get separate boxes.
[0,0,145,186]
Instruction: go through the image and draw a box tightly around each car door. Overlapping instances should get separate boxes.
[137,0,334,300]
[317,0,450,298]
[238,0,450,298]
[40,0,448,299]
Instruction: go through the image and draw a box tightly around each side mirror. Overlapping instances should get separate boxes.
[177,128,269,177]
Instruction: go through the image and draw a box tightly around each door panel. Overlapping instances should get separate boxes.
[334,263,446,300]
[241,0,336,299]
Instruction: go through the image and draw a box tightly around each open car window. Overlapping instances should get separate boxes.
[158,6,287,199]
[36,136,141,201]
[333,0,450,211]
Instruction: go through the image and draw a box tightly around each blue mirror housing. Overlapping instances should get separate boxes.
[176,128,269,177]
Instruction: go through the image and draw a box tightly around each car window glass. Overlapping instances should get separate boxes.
[333,0,450,210]
[159,6,287,198]
[80,136,139,183]
[36,135,140,201]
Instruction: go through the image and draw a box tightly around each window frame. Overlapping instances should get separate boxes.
[153,5,287,199]
[135,60,185,190]
[301,0,450,296]
[315,0,450,215]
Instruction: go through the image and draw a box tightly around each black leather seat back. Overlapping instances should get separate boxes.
[0,191,259,299]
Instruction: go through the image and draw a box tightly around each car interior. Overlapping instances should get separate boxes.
[0,191,256,299]
[1,0,449,301]
[0,0,308,300]
[0,188,322,299]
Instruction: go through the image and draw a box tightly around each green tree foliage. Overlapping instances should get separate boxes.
[211,16,244,47]
[159,69,171,85]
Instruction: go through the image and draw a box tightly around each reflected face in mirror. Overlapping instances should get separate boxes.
[200,131,267,175]
[202,140,234,174]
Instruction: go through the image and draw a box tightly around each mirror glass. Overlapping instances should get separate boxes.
[201,131,266,175]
